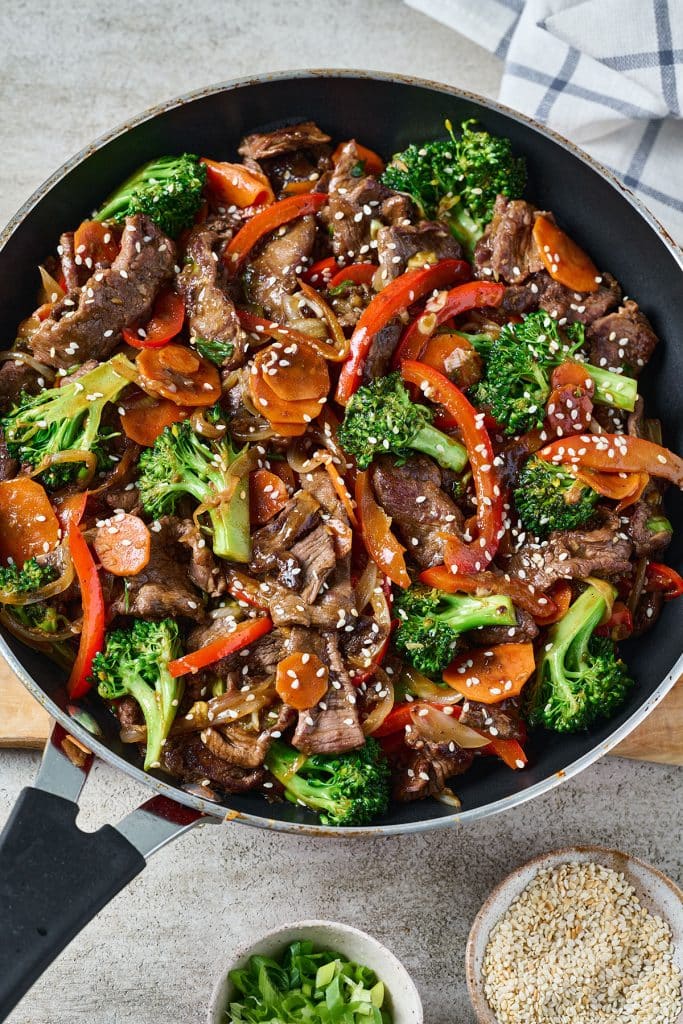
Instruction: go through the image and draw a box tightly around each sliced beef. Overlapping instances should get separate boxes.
[177,225,246,369]
[109,516,204,621]
[115,695,143,729]
[322,141,392,260]
[174,518,226,597]
[459,699,524,740]
[291,631,365,755]
[243,217,316,319]
[0,357,43,413]
[200,704,295,769]
[538,272,621,325]
[288,523,337,603]
[301,467,352,558]
[103,484,140,515]
[265,566,354,630]
[507,510,633,592]
[624,500,672,558]
[239,122,331,161]
[0,429,17,482]
[371,455,464,569]
[58,230,81,293]
[250,489,321,585]
[393,732,474,802]
[161,733,264,792]
[362,318,403,382]
[469,606,539,646]
[376,221,463,285]
[474,197,545,284]
[30,215,176,369]
[587,299,658,375]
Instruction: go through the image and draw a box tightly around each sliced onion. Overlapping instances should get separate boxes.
[0,545,75,606]
[296,280,350,362]
[435,787,462,809]
[29,450,98,489]
[120,683,276,744]
[38,265,65,305]
[287,316,329,340]
[87,442,139,498]
[584,576,617,623]
[362,669,395,736]
[410,705,489,748]
[190,408,225,439]
[229,417,275,443]
[0,349,56,381]
[355,559,379,615]
[402,665,464,706]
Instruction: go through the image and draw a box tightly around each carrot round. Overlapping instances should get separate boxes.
[422,333,483,389]
[254,341,330,403]
[532,216,599,294]
[73,219,119,265]
[0,478,60,565]
[275,651,329,710]
[94,513,151,577]
[443,643,536,704]
[121,396,191,446]
[250,469,289,526]
[249,371,324,424]
[136,343,221,406]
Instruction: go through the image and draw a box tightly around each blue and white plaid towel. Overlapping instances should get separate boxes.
[407,0,683,240]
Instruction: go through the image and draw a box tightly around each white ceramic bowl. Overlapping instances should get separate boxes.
[466,845,683,1024]
[208,919,423,1023]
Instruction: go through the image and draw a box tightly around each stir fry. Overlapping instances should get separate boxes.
[2,117,682,825]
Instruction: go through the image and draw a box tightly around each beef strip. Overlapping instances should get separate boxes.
[109,516,204,621]
[376,221,463,285]
[362,318,404,383]
[393,731,474,802]
[201,703,296,769]
[29,215,176,369]
[321,141,393,260]
[507,509,633,592]
[0,357,43,413]
[291,630,365,755]
[371,455,464,569]
[59,230,81,293]
[174,518,226,597]
[177,224,246,369]
[587,299,658,375]
[538,272,622,325]
[624,500,672,558]
[459,698,524,740]
[162,733,264,792]
[250,489,321,585]
[238,122,332,161]
[301,467,352,558]
[474,197,546,283]
[288,523,337,603]
[243,217,316,319]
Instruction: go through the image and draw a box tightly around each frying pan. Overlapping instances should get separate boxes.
[1,70,682,1021]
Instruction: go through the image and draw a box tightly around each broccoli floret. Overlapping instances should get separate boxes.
[90,619,183,770]
[2,354,135,489]
[265,738,390,827]
[0,558,56,598]
[137,410,250,562]
[514,457,599,537]
[192,336,235,367]
[382,119,526,255]
[393,583,517,676]
[472,312,638,435]
[338,372,467,472]
[526,583,634,733]
[95,154,206,238]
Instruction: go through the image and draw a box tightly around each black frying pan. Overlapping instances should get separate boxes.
[1,71,682,1021]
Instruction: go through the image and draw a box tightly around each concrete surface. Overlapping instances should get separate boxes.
[0,3,680,1023]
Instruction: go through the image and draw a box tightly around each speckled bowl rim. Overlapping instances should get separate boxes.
[466,845,683,1024]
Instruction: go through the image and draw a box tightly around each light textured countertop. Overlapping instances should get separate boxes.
[0,3,681,1022]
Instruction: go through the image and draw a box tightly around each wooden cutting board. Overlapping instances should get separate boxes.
[1,657,681,764]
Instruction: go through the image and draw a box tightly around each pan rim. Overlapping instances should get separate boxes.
[2,68,682,836]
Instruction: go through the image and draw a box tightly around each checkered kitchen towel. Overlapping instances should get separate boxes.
[407,0,683,241]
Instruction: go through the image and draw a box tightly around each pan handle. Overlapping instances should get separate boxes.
[0,723,202,1022]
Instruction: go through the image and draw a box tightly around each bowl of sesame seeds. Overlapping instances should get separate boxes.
[466,846,683,1024]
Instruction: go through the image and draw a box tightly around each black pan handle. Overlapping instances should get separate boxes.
[0,723,202,1022]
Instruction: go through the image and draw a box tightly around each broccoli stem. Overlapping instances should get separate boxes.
[266,741,333,814]
[411,423,468,473]
[583,365,637,412]
[210,481,251,562]
[446,203,483,257]
[543,585,607,705]
[125,675,165,770]
[441,593,517,632]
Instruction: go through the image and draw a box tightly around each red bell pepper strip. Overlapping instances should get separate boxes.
[225,569,270,610]
[53,491,88,532]
[401,360,502,572]
[538,434,683,488]
[122,289,185,349]
[419,565,556,620]
[327,263,376,290]
[302,256,338,286]
[594,601,633,641]
[225,193,328,272]
[335,259,470,405]
[393,280,505,368]
[485,737,528,770]
[168,616,272,677]
[645,562,683,600]
[67,522,105,699]
[355,470,411,589]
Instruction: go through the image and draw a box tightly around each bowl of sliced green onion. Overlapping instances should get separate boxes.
[208,919,423,1023]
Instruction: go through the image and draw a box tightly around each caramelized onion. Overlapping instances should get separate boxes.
[0,350,56,382]
[190,408,225,439]
[38,265,65,305]
[435,787,462,809]
[296,280,350,362]
[361,668,394,736]
[410,705,489,748]
[402,665,464,706]
[87,442,140,498]
[355,559,379,615]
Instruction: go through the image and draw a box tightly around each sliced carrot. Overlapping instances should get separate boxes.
[73,219,120,265]
[422,333,483,389]
[249,370,324,424]
[487,736,528,770]
[202,158,275,208]
[253,341,330,403]
[93,513,151,577]
[121,396,191,446]
[268,421,308,438]
[533,580,572,626]
[332,141,385,177]
[443,643,536,704]
[275,651,329,710]
[574,467,647,503]
[322,458,358,528]
[136,343,221,406]
[282,179,316,196]
[550,361,595,393]
[0,478,60,565]
[249,469,289,526]
[532,216,599,294]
